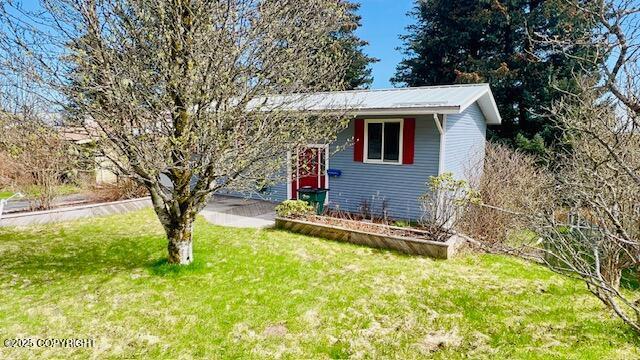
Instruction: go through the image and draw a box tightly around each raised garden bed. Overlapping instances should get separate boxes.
[275,215,465,259]
[0,197,151,227]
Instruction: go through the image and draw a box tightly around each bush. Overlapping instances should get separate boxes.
[0,152,19,189]
[275,200,314,218]
[460,142,552,246]
[393,220,411,228]
[91,178,148,202]
[418,172,480,242]
[0,115,74,210]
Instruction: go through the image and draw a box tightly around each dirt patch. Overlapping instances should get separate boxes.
[417,328,463,353]
[263,323,288,337]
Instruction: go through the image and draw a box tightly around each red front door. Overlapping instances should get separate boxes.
[291,146,327,199]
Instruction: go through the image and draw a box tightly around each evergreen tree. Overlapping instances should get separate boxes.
[339,2,378,89]
[392,0,596,152]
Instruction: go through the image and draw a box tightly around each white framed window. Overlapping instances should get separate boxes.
[364,119,403,164]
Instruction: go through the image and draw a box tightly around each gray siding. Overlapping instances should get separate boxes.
[326,115,440,220]
[216,170,288,203]
[442,103,487,186]
[262,177,288,202]
[221,103,488,220]
[252,174,288,203]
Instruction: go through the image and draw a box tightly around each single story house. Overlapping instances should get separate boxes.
[227,84,501,220]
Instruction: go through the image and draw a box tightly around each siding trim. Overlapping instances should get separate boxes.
[363,118,404,165]
[289,144,330,204]
[434,114,447,174]
[286,150,292,199]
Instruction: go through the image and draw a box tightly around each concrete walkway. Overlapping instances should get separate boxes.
[200,195,276,228]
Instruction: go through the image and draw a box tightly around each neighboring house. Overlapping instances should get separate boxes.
[60,126,119,185]
[226,84,501,220]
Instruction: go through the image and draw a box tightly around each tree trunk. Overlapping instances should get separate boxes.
[601,263,622,291]
[166,222,194,265]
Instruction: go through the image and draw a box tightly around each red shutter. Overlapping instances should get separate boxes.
[402,118,416,164]
[353,118,364,162]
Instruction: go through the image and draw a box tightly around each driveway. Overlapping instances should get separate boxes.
[200,195,276,228]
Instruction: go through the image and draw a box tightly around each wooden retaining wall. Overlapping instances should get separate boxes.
[275,217,462,259]
[0,197,152,227]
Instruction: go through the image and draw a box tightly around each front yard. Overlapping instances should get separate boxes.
[0,209,638,359]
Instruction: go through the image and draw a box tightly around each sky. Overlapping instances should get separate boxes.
[356,0,415,89]
[3,0,416,90]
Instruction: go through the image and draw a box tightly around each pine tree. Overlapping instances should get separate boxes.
[392,0,596,152]
[339,2,378,89]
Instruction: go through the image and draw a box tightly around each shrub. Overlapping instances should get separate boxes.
[0,115,75,210]
[357,195,389,222]
[91,177,148,202]
[460,142,552,246]
[419,172,480,242]
[531,84,640,332]
[275,200,314,218]
[0,152,19,189]
[393,220,411,228]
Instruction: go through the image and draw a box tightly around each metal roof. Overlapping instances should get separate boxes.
[251,84,502,125]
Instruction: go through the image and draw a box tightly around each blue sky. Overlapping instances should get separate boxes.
[356,0,415,89]
[4,0,416,90]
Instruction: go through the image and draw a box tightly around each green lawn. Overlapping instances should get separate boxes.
[21,184,82,198]
[0,191,14,200]
[0,210,638,359]
[0,184,82,201]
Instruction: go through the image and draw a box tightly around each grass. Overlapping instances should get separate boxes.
[0,184,82,201]
[0,191,14,200]
[0,210,638,359]
[21,184,82,198]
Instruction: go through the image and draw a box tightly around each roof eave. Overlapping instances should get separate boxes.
[458,86,502,125]
[352,87,501,124]
[350,106,461,117]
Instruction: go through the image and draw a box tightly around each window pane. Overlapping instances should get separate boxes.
[383,122,400,161]
[367,123,382,160]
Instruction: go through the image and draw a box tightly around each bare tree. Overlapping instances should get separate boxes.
[1,0,353,264]
[463,86,640,332]
[528,0,640,331]
[536,0,640,183]
[0,111,72,210]
[533,85,640,332]
[0,67,74,210]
